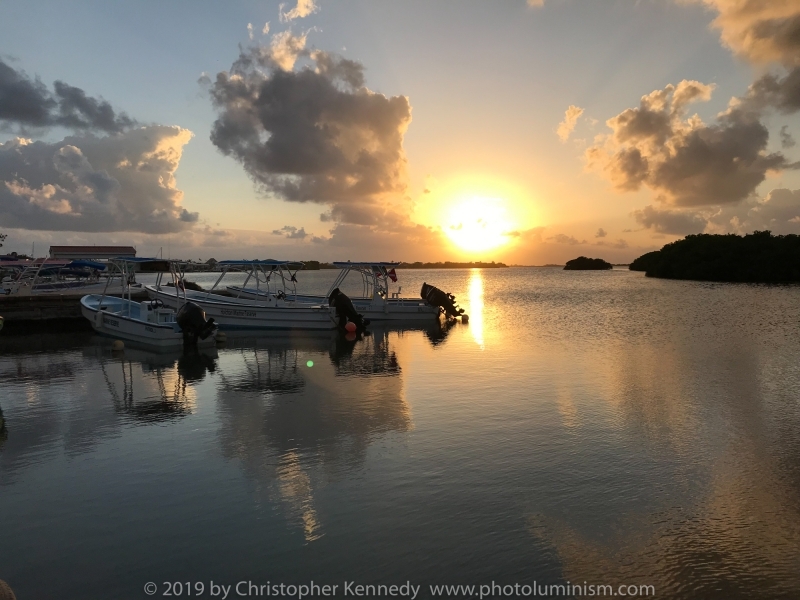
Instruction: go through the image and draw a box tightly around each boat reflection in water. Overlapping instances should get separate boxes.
[89,342,219,423]
[216,328,414,542]
[0,405,7,448]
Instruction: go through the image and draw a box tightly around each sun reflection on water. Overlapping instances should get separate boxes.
[468,269,484,349]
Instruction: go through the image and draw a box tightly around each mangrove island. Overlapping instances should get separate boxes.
[564,256,613,270]
[629,231,800,283]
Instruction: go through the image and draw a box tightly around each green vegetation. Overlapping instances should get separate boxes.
[564,256,613,270]
[629,231,800,283]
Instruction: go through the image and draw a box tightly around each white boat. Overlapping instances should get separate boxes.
[2,258,137,296]
[145,260,336,330]
[229,261,441,323]
[81,258,218,348]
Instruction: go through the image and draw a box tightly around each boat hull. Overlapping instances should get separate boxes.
[225,287,440,322]
[146,286,336,330]
[80,295,217,348]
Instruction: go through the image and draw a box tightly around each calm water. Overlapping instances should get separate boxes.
[1,268,800,599]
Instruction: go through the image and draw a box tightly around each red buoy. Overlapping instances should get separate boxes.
[345,321,357,333]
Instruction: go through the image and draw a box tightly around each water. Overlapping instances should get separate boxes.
[1,268,800,599]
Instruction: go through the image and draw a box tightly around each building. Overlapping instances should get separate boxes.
[49,246,137,260]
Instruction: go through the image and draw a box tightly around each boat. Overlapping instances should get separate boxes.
[81,258,218,348]
[145,260,336,330]
[2,258,138,296]
[230,261,445,322]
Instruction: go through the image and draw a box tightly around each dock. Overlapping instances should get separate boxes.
[0,292,149,323]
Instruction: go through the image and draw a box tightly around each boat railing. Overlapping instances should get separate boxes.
[212,260,304,302]
[327,262,401,302]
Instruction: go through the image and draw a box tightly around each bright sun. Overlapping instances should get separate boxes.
[444,196,513,253]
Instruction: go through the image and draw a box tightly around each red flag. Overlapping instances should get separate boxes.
[387,268,397,282]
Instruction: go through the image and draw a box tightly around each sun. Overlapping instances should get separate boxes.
[444,196,513,253]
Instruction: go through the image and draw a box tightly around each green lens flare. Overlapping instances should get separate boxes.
[306,360,314,367]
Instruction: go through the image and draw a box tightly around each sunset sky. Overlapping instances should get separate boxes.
[2,0,800,264]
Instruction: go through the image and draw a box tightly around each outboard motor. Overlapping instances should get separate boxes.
[328,288,370,330]
[421,282,466,319]
[176,301,216,345]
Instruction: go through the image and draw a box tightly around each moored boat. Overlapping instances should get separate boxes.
[145,260,336,330]
[81,258,218,348]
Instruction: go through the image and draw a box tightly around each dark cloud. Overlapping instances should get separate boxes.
[595,227,607,238]
[0,58,135,133]
[209,41,412,226]
[780,125,796,148]
[0,126,196,233]
[587,80,793,207]
[631,205,708,235]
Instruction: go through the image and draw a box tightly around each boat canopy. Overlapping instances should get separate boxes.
[218,260,303,267]
[65,260,106,271]
[333,262,400,268]
[110,257,173,272]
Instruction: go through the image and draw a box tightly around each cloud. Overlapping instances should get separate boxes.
[548,233,586,245]
[247,23,254,40]
[527,0,545,7]
[695,1,800,66]
[595,238,629,249]
[706,187,800,235]
[780,125,796,148]
[263,22,271,35]
[631,205,708,235]
[505,226,546,242]
[269,30,311,71]
[587,80,792,207]
[557,105,584,142]
[0,58,136,134]
[0,126,196,233]
[280,0,319,22]
[209,42,412,226]
[272,225,308,239]
[595,227,607,238]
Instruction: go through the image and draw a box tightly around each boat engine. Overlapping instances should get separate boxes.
[176,301,217,345]
[328,288,370,330]
[421,282,466,319]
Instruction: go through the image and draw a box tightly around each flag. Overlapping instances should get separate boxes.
[387,268,397,282]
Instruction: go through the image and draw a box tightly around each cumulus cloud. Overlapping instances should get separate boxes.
[0,126,196,232]
[706,187,800,234]
[209,41,412,226]
[280,0,319,22]
[557,105,584,142]
[0,58,136,134]
[595,227,607,238]
[631,205,708,235]
[272,225,308,239]
[587,80,792,207]
[696,0,800,66]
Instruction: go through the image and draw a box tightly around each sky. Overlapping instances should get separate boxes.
[1,0,800,264]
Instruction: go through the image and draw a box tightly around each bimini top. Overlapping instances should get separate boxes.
[217,260,304,267]
[110,257,173,272]
[65,260,106,271]
[333,262,400,268]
